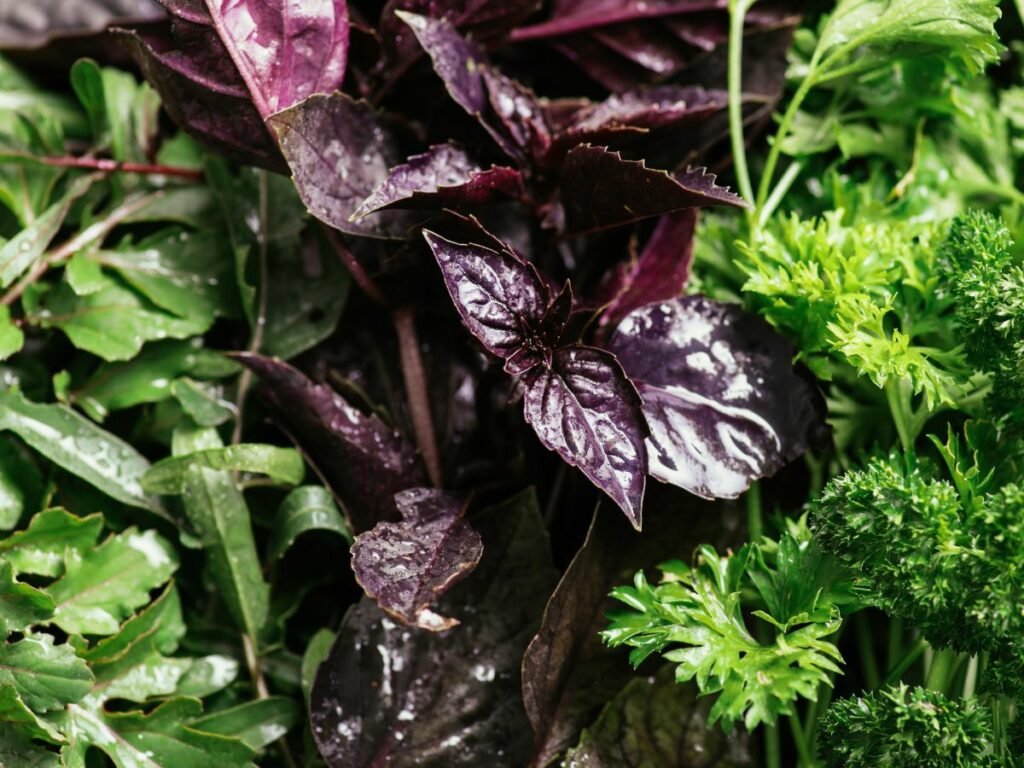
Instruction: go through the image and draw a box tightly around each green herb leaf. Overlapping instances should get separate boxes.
[0,561,54,634]
[0,508,102,578]
[0,390,164,517]
[0,634,92,712]
[190,697,299,749]
[267,486,350,562]
[143,443,304,495]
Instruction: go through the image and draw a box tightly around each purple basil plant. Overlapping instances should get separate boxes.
[78,1,821,764]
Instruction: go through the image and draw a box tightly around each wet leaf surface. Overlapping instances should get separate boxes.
[608,297,827,499]
[351,488,481,631]
[310,488,557,767]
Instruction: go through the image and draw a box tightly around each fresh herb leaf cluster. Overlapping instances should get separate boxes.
[1,0,1023,766]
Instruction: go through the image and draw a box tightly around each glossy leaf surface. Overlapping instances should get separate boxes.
[351,488,482,631]
[608,297,825,499]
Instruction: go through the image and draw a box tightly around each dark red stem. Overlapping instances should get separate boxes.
[321,225,389,307]
[393,306,443,488]
[28,155,204,181]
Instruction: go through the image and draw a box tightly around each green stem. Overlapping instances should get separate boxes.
[727,0,755,205]
[884,636,927,686]
[884,379,914,451]
[887,616,904,672]
[755,69,818,211]
[765,723,781,768]
[925,648,960,694]
[788,712,815,767]
[757,159,803,229]
[854,613,881,690]
[747,481,763,542]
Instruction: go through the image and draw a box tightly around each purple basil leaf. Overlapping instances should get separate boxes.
[522,346,648,528]
[396,10,522,160]
[481,66,551,158]
[523,497,740,766]
[421,230,549,364]
[607,296,826,499]
[596,208,697,332]
[310,489,558,768]
[350,488,482,632]
[511,0,725,41]
[572,85,726,133]
[558,144,746,236]
[352,144,524,220]
[234,353,426,532]
[198,0,348,119]
[0,0,164,49]
[116,26,285,170]
[267,92,415,239]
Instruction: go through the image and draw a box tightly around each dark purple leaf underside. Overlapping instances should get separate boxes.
[352,144,524,219]
[0,0,165,49]
[351,488,482,632]
[598,208,697,332]
[267,92,414,239]
[234,353,426,533]
[202,0,349,118]
[522,346,647,528]
[558,144,746,236]
[397,11,523,159]
[310,489,558,768]
[422,230,548,362]
[116,27,285,171]
[511,0,726,42]
[607,296,826,500]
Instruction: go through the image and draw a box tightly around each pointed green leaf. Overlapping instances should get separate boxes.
[47,528,178,636]
[0,634,93,712]
[170,379,235,427]
[181,464,269,639]
[0,684,65,743]
[174,655,239,699]
[83,586,185,680]
[0,390,165,517]
[0,438,42,531]
[190,697,299,749]
[0,508,102,578]
[0,561,54,634]
[0,174,95,289]
[143,444,304,495]
[64,698,255,768]
[0,305,23,361]
[267,486,351,562]
[24,276,209,362]
[300,629,334,704]
[0,727,60,768]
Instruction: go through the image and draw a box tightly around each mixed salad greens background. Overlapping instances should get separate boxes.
[0,0,1021,766]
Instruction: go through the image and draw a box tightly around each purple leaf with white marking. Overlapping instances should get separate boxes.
[607,296,826,499]
[234,353,426,533]
[351,488,482,632]
[523,346,648,528]
[421,230,550,365]
[352,144,524,220]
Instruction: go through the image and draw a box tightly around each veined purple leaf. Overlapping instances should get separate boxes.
[559,144,746,236]
[572,85,725,133]
[482,67,550,158]
[200,0,348,119]
[310,489,557,768]
[352,144,524,220]
[396,11,524,160]
[159,0,210,23]
[351,488,482,632]
[522,346,647,528]
[116,26,285,170]
[607,297,826,499]
[421,230,549,365]
[597,209,697,332]
[234,353,426,533]
[267,93,415,239]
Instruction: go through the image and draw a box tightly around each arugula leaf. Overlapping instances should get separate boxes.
[47,527,178,635]
[0,437,42,530]
[189,697,300,749]
[0,561,54,634]
[0,634,92,713]
[267,486,351,562]
[0,508,102,578]
[0,389,164,517]
[142,443,304,495]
